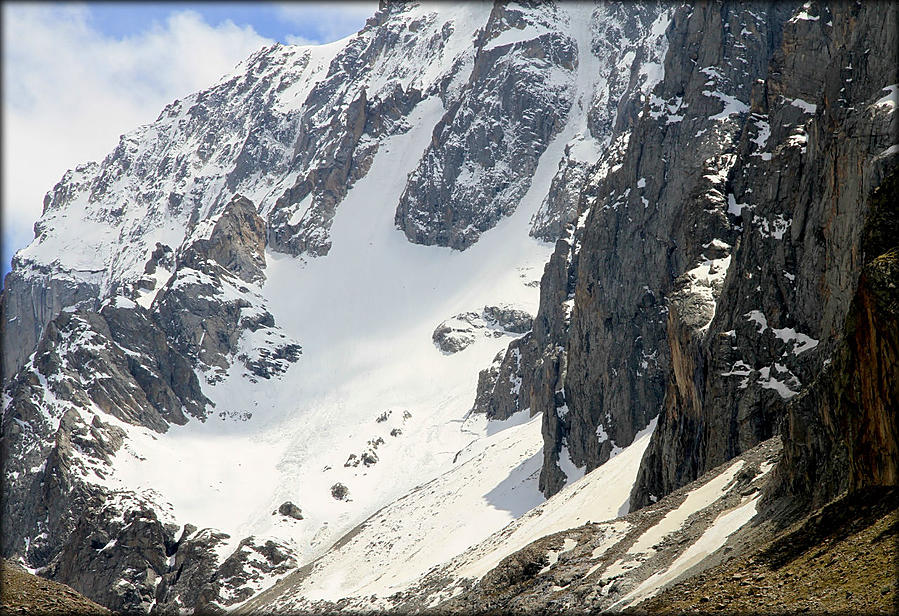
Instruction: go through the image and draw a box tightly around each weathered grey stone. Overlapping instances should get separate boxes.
[395,3,577,249]
[433,307,533,355]
[631,0,898,509]
[277,502,304,520]
[330,483,349,501]
[763,167,899,519]
[483,305,532,334]
[157,194,301,382]
[1,267,99,382]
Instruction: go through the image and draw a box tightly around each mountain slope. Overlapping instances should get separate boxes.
[1,2,674,612]
[1,1,895,613]
[0,559,112,615]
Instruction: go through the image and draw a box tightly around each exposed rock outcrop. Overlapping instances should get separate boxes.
[433,306,532,355]
[156,195,301,383]
[631,0,897,508]
[764,167,899,515]
[395,3,577,249]
[1,268,99,382]
[277,502,304,520]
[1,195,302,613]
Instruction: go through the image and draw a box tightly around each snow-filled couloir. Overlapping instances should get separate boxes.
[2,2,678,611]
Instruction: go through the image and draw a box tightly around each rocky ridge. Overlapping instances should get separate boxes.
[1,3,673,611]
[0,1,895,613]
[1,195,301,612]
[0,559,112,615]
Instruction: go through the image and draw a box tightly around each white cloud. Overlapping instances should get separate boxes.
[275,2,378,44]
[1,4,273,272]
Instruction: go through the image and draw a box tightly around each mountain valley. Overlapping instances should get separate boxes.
[1,1,896,614]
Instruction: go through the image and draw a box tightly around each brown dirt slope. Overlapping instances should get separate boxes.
[1,559,111,615]
[638,488,898,614]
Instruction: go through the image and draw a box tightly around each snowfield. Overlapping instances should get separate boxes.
[76,4,642,601]
[243,416,657,612]
[5,2,682,610]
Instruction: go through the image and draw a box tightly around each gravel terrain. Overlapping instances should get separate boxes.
[1,559,111,614]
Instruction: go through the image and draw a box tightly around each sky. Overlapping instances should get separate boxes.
[1,2,377,282]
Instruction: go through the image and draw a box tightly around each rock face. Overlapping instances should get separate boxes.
[474,0,897,505]
[432,306,532,355]
[5,4,623,610]
[630,0,898,508]
[2,2,895,613]
[394,3,577,249]
[565,1,795,501]
[764,167,899,515]
[155,195,301,383]
[0,2,548,384]
[1,269,99,382]
[1,194,301,613]
[469,1,676,492]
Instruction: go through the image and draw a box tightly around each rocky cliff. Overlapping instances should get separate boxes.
[630,0,897,508]
[0,3,674,611]
[1,194,301,612]
[1,1,895,613]
[476,0,897,506]
[765,166,898,516]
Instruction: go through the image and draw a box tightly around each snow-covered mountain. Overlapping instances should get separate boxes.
[2,1,896,613]
[1,2,674,611]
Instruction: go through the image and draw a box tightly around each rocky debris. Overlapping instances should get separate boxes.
[638,488,898,615]
[432,306,533,354]
[330,483,349,501]
[367,437,384,462]
[0,559,112,615]
[344,437,384,468]
[364,438,783,614]
[277,502,303,520]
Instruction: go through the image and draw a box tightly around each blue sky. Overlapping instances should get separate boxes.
[84,2,376,45]
[1,2,376,282]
